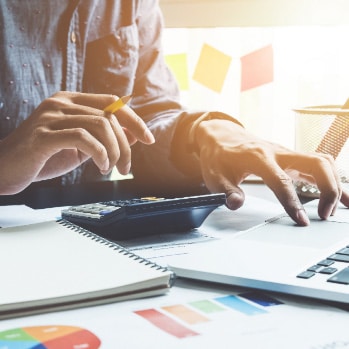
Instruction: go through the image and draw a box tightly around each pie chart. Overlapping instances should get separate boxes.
[0,325,101,348]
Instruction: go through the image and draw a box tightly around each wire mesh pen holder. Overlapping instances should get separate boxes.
[294,105,349,198]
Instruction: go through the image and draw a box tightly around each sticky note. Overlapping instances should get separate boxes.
[193,43,232,93]
[165,53,189,91]
[241,45,274,91]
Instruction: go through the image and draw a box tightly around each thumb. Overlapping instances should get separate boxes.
[204,175,246,210]
[199,157,246,210]
[204,178,245,210]
[225,187,245,210]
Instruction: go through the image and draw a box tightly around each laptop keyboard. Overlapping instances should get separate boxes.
[297,245,349,285]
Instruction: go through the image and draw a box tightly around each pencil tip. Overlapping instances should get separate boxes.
[122,95,132,104]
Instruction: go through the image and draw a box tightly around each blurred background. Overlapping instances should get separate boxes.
[159,0,349,150]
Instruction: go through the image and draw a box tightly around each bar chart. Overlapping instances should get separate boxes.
[134,291,283,339]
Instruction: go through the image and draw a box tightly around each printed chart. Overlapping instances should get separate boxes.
[135,291,283,339]
[0,325,101,349]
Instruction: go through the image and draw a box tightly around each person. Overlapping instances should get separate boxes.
[1,0,348,226]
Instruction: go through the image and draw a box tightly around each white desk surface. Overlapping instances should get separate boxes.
[1,183,349,349]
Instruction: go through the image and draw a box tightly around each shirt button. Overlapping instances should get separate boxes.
[70,31,76,43]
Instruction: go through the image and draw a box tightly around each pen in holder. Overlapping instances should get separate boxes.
[294,102,349,198]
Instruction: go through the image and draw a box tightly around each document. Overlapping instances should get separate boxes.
[0,280,348,349]
[0,220,173,320]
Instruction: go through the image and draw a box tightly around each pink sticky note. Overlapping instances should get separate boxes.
[241,45,274,92]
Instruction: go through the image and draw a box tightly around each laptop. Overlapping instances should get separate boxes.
[167,199,349,304]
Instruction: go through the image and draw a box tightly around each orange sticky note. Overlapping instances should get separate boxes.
[193,43,232,93]
[241,45,274,92]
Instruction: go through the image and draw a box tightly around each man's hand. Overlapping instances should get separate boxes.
[0,91,155,195]
[195,119,349,226]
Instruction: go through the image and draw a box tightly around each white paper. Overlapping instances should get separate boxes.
[0,281,348,349]
[117,195,284,265]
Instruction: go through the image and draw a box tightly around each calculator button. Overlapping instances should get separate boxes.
[67,211,101,219]
[100,207,121,215]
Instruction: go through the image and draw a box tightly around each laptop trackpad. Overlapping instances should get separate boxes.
[238,215,349,250]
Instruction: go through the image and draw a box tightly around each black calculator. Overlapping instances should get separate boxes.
[61,193,226,240]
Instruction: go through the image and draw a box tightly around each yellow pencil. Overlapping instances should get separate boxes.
[104,95,132,114]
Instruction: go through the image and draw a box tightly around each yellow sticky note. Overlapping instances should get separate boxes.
[165,53,189,91]
[193,43,232,93]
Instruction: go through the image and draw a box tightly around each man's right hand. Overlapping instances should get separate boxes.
[0,91,155,195]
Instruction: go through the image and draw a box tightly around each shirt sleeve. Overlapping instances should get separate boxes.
[130,0,203,193]
[129,1,242,195]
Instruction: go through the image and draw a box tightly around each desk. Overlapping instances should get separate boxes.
[1,182,348,348]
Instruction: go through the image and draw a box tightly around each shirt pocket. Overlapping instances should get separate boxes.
[84,24,139,95]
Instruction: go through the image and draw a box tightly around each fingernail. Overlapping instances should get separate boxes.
[99,159,109,174]
[102,159,109,171]
[123,162,131,174]
[144,129,155,144]
[117,162,131,175]
[296,209,310,226]
[100,169,112,175]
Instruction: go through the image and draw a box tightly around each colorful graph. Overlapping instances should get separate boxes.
[0,325,101,349]
[134,292,283,339]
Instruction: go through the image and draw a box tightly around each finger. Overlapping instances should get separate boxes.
[112,104,155,144]
[52,91,118,110]
[48,114,124,173]
[281,153,341,219]
[46,92,112,116]
[314,155,341,218]
[259,160,310,226]
[58,92,155,144]
[209,174,246,210]
[103,113,132,175]
[36,149,89,180]
[340,189,349,207]
[47,112,134,174]
[49,92,155,145]
[199,156,245,210]
[39,128,109,173]
[122,127,138,146]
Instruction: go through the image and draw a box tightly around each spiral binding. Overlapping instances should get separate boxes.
[57,219,175,282]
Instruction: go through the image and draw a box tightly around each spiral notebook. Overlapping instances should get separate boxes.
[0,220,174,320]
